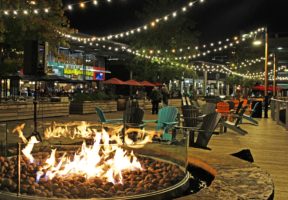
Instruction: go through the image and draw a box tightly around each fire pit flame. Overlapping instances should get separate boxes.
[22,136,39,163]
[34,128,143,184]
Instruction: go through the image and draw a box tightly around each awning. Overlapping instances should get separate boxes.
[124,80,142,86]
[103,78,125,85]
[140,81,155,87]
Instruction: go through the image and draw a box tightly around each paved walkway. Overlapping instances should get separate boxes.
[0,110,287,199]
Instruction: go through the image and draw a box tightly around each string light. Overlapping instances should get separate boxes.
[0,8,50,16]
[66,0,113,11]
[229,57,265,70]
[57,27,270,80]
[63,0,203,41]
[124,27,265,60]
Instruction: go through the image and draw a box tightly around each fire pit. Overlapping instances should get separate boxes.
[0,122,202,200]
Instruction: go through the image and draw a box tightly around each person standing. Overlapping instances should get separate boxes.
[161,83,169,106]
[150,87,162,114]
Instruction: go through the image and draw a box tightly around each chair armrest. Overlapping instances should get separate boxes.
[106,118,123,123]
[143,119,157,123]
[163,121,178,126]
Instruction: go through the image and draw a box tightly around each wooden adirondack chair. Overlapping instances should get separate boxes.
[242,102,259,125]
[95,107,122,123]
[221,106,248,135]
[202,103,216,115]
[123,107,145,129]
[194,112,222,149]
[144,106,179,142]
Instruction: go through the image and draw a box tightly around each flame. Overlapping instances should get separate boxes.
[37,129,142,184]
[22,136,39,163]
[18,121,155,184]
[12,123,28,144]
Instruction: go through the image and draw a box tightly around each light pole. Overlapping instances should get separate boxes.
[264,27,269,118]
[273,53,277,97]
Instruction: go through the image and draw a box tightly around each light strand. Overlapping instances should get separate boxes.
[0,8,50,16]
[59,0,204,41]
[137,27,265,58]
[66,0,113,11]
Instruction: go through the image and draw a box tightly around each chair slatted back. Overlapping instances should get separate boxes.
[227,101,235,110]
[156,106,178,130]
[182,96,187,106]
[95,107,107,123]
[235,101,244,114]
[186,96,192,106]
[233,100,240,109]
[202,103,216,115]
[250,102,260,117]
[182,105,199,127]
[235,106,248,126]
[242,99,248,107]
[124,107,144,124]
[192,100,200,109]
[200,112,222,133]
[216,102,230,114]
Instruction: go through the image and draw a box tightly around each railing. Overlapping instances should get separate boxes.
[271,98,288,130]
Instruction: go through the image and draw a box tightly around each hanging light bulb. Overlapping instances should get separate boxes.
[68,5,73,10]
[93,0,98,5]
[80,2,85,8]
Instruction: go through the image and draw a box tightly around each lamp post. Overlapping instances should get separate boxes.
[264,27,269,118]
[273,53,277,97]
[253,27,269,118]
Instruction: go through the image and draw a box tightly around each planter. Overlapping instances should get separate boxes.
[70,100,117,114]
[169,99,182,108]
[117,99,126,111]
[0,102,70,122]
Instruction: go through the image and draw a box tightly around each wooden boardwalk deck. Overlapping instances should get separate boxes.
[207,116,288,200]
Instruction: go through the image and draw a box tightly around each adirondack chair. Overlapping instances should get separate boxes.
[182,105,201,146]
[123,107,145,142]
[242,102,259,125]
[95,107,122,123]
[227,101,235,110]
[221,106,248,135]
[144,106,179,142]
[216,102,230,117]
[123,107,145,129]
[201,103,216,115]
[194,112,222,149]
[192,100,201,110]
[233,101,244,114]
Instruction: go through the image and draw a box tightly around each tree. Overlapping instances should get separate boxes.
[0,0,70,74]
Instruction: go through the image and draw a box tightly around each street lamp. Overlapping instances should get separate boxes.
[252,27,269,118]
[264,27,269,118]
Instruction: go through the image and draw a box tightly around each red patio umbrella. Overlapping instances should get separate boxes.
[252,85,265,91]
[252,85,282,91]
[140,81,155,87]
[268,86,282,91]
[153,82,163,86]
[103,78,125,85]
[124,80,143,86]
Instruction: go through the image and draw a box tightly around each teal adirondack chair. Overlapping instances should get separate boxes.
[144,106,179,141]
[95,107,123,123]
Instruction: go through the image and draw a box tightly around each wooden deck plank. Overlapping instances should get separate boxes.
[207,116,288,200]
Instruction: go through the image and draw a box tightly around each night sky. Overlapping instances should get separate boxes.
[63,0,288,43]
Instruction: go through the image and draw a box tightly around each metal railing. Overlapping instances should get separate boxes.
[271,98,288,130]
